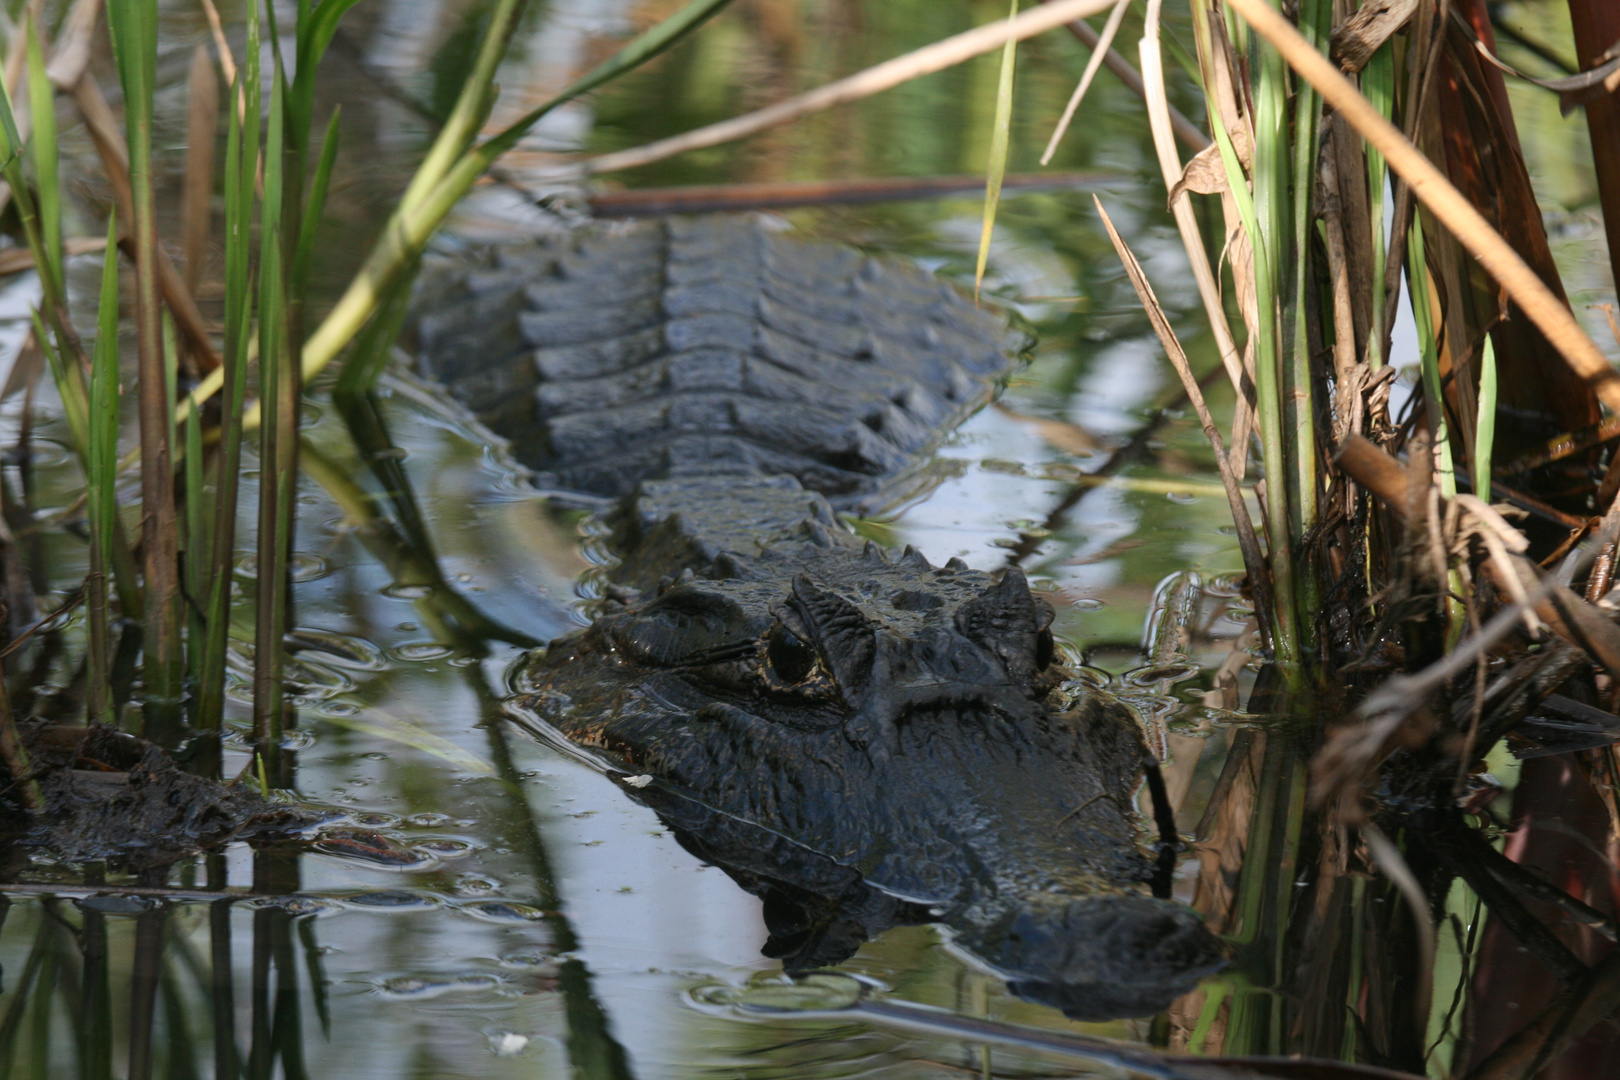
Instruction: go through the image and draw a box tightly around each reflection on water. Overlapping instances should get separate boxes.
[2,0,1614,1076]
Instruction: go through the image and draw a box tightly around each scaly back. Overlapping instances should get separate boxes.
[413,216,1024,514]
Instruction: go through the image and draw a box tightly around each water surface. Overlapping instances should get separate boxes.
[0,1,1613,1077]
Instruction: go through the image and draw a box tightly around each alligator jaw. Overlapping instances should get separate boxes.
[953,894,1227,1022]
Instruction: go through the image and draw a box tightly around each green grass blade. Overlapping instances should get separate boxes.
[34,311,86,451]
[298,0,365,66]
[974,0,1019,301]
[1407,219,1455,495]
[1474,337,1497,501]
[184,381,207,693]
[0,61,61,327]
[396,0,530,214]
[1363,42,1394,370]
[1286,0,1329,641]
[1204,87,1296,662]
[1246,0,1300,662]
[292,0,365,141]
[197,69,257,733]
[24,22,62,303]
[87,216,122,725]
[253,65,290,768]
[254,227,289,763]
[109,0,184,719]
[1407,217,1463,640]
[292,106,340,301]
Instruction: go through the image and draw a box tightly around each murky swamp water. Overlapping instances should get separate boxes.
[0,1,1615,1077]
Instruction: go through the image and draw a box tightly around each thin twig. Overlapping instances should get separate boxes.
[589,171,1119,217]
[1042,0,1209,152]
[569,0,1126,180]
[1140,0,1253,476]
[0,587,83,659]
[1041,0,1130,165]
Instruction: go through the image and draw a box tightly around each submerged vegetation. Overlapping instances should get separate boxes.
[0,0,1612,1076]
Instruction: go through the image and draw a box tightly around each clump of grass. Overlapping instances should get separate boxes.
[1096,0,1620,1068]
[0,0,744,788]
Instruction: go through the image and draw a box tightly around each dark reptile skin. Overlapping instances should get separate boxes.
[414,216,1025,510]
[414,217,1222,1021]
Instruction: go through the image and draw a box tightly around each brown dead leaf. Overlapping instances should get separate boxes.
[1168,140,1229,203]
[1331,0,1420,73]
[1417,10,1602,469]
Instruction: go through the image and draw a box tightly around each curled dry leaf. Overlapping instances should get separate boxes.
[1167,139,1229,202]
[1330,0,1420,74]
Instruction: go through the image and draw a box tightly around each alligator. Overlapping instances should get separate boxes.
[414,215,1223,1020]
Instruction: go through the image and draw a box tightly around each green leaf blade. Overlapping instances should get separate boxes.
[975,0,1020,300]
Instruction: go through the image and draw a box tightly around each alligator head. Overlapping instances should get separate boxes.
[513,548,1223,1020]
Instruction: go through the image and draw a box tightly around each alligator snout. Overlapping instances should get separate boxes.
[958,894,1225,1021]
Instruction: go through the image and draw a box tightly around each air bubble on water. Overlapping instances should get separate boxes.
[383,583,434,600]
[487,1031,532,1057]
[1126,663,1199,687]
[393,641,453,661]
[222,727,316,752]
[251,896,336,916]
[351,812,400,828]
[1039,462,1083,481]
[376,972,499,999]
[286,628,387,670]
[455,875,500,896]
[499,952,554,970]
[286,553,330,582]
[692,972,866,1015]
[343,890,440,911]
[405,813,451,828]
[456,900,546,923]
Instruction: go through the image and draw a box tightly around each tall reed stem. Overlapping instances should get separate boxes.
[253,68,290,777]
[86,219,120,726]
[109,0,183,727]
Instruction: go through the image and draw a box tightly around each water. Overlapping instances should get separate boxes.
[1,1,1615,1077]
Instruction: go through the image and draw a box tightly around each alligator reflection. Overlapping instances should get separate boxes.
[0,393,627,1080]
[0,696,632,1080]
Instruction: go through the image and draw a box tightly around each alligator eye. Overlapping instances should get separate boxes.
[765,624,818,684]
[1035,628,1055,670]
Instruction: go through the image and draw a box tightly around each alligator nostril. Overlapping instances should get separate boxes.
[1035,628,1054,669]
